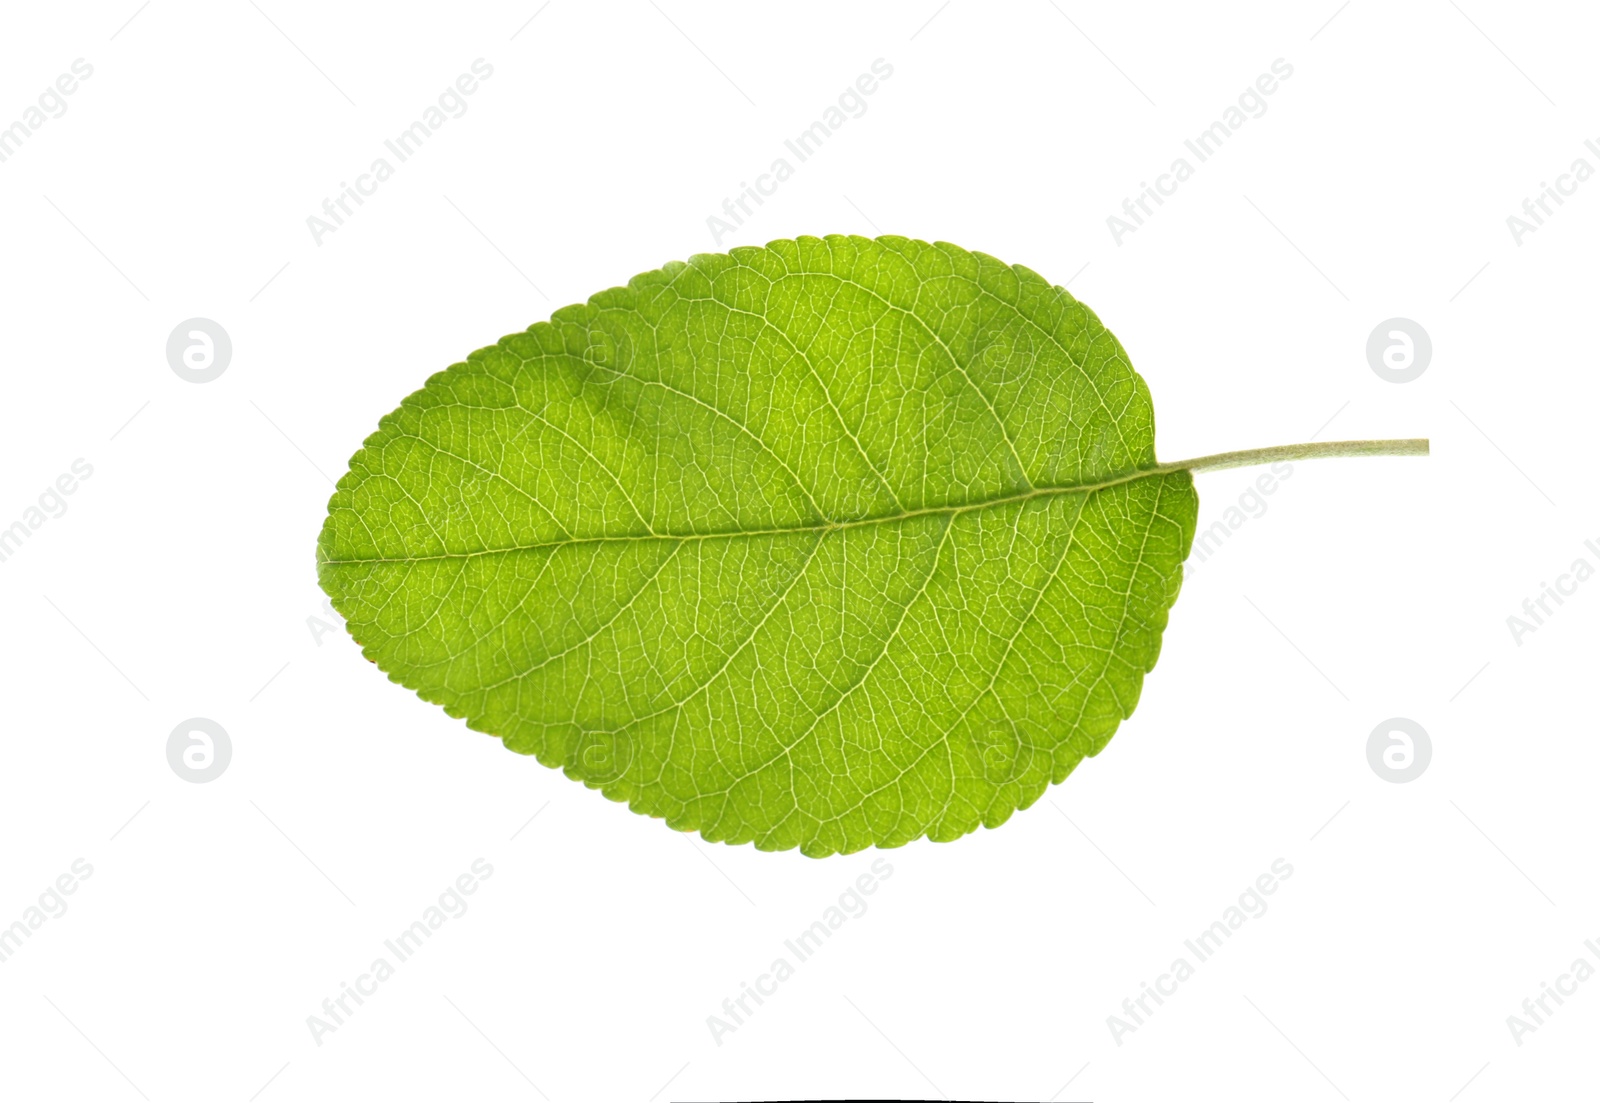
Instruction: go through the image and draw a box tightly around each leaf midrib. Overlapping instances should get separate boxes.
[319,461,1177,565]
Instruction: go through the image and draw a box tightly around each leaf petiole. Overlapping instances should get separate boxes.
[1158,438,1429,475]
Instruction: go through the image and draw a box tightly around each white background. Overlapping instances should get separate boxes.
[0,2,1593,1100]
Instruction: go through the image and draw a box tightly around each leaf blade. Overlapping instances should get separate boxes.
[319,235,1197,855]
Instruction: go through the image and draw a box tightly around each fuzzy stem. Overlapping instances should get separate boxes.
[1158,438,1428,475]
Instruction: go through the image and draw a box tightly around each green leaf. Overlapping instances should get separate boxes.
[319,235,1412,856]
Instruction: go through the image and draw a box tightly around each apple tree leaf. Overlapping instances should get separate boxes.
[318,235,1205,856]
